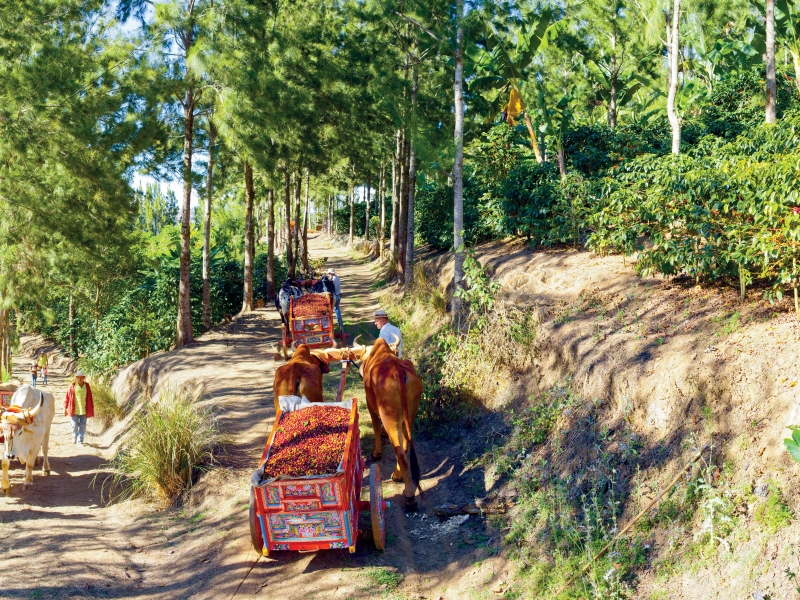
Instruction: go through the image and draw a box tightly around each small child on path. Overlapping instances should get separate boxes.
[38,352,48,385]
[29,361,38,387]
[64,370,94,446]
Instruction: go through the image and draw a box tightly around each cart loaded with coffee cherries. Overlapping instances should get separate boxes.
[283,291,336,351]
[249,357,387,555]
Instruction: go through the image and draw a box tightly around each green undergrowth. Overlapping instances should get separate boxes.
[484,388,795,599]
[361,567,403,597]
[753,481,793,534]
[383,261,537,436]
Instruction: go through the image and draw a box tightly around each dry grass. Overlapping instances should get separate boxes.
[438,301,539,406]
[90,379,126,431]
[384,263,539,427]
[102,384,221,506]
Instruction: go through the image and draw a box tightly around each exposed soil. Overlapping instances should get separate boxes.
[0,235,508,600]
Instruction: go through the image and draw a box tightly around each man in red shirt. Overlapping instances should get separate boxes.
[64,371,94,446]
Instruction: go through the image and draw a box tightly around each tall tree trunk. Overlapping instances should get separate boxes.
[397,132,408,278]
[452,0,466,322]
[202,119,215,332]
[69,290,76,356]
[365,174,371,243]
[390,130,401,262]
[94,283,101,331]
[242,162,255,312]
[557,148,566,179]
[404,54,418,292]
[348,182,355,246]
[404,146,417,291]
[326,194,331,235]
[293,173,301,273]
[666,0,681,155]
[302,168,310,274]
[285,170,294,278]
[177,87,196,346]
[257,201,263,242]
[0,309,8,378]
[766,0,777,124]
[267,187,275,299]
[379,162,386,258]
[0,309,5,377]
[609,30,618,128]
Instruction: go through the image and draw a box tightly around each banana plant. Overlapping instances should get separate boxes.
[586,58,651,127]
[535,85,574,179]
[776,0,800,96]
[682,35,765,91]
[469,10,559,163]
[627,89,664,125]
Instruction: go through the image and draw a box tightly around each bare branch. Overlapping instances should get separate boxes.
[395,12,446,45]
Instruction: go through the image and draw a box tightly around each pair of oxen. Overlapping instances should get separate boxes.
[0,385,55,495]
[273,336,423,510]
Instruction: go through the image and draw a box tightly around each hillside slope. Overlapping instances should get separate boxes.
[411,239,800,599]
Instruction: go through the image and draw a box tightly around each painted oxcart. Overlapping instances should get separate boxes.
[249,361,386,555]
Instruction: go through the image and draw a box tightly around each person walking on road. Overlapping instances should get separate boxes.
[38,352,48,385]
[29,360,38,387]
[374,309,403,358]
[64,370,93,446]
[326,267,343,334]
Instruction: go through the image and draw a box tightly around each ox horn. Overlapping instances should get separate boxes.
[27,396,44,419]
[389,333,400,346]
[353,335,363,350]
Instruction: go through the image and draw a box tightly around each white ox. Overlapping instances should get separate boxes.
[1,385,55,495]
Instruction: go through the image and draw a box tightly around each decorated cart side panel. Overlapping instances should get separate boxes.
[0,386,16,443]
[250,397,365,554]
[289,293,335,349]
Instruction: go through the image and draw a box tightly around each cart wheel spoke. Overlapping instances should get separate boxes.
[370,464,386,551]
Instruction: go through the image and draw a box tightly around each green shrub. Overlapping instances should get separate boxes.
[587,115,800,301]
[103,385,221,505]
[754,483,793,533]
[362,567,402,594]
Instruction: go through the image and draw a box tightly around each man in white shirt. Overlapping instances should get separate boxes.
[374,309,403,358]
[326,268,343,332]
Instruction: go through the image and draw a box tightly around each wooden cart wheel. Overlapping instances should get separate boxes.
[370,464,386,551]
[249,487,266,556]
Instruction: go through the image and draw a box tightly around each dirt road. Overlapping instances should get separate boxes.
[0,235,507,600]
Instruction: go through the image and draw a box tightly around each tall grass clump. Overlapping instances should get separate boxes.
[103,385,220,506]
[90,378,126,431]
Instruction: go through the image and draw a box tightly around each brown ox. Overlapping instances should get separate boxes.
[361,337,423,510]
[272,344,331,412]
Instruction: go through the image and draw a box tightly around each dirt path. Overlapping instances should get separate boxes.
[0,235,507,600]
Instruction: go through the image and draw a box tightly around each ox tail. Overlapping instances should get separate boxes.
[397,368,423,497]
[290,367,301,397]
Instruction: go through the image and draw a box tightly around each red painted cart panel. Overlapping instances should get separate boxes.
[250,398,364,554]
[288,293,335,349]
[0,388,15,443]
